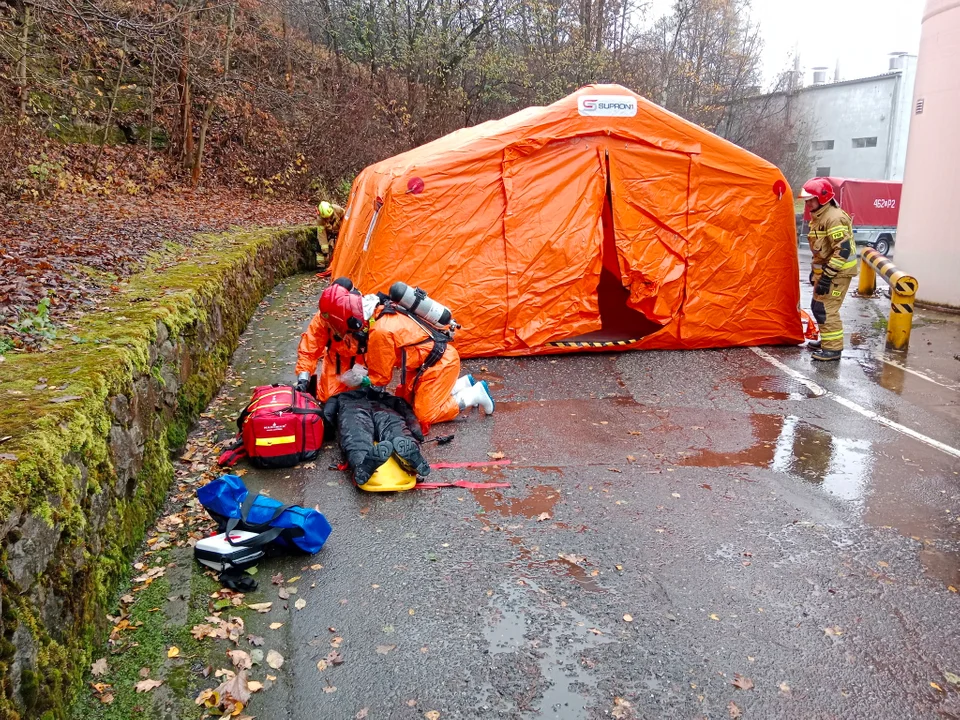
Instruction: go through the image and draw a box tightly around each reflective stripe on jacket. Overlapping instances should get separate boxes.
[808,203,858,279]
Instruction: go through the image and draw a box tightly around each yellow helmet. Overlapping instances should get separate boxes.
[359,456,417,492]
[318,201,335,218]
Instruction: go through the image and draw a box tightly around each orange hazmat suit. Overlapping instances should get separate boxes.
[296,312,363,402]
[366,309,460,427]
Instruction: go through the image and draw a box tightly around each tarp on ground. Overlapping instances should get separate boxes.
[329,84,803,357]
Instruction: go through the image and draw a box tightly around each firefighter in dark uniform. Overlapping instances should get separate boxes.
[799,178,858,361]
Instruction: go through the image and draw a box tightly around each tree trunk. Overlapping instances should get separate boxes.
[147,42,157,154]
[192,4,235,186]
[92,49,126,176]
[179,5,194,166]
[17,2,31,117]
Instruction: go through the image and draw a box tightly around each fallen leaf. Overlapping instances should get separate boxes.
[537,512,552,522]
[278,588,290,600]
[91,658,108,677]
[626,455,636,462]
[671,492,681,498]
[99,693,114,704]
[728,700,742,718]
[269,622,284,630]
[824,625,843,637]
[247,680,263,693]
[377,644,397,655]
[779,682,792,696]
[247,635,264,647]
[228,650,252,670]
[135,679,163,693]
[288,576,301,583]
[931,682,945,692]
[139,668,151,678]
[628,430,642,435]
[945,672,960,686]
[167,646,180,658]
[588,628,603,635]
[709,614,720,621]
[271,573,284,585]
[331,637,343,648]
[266,650,284,669]
[217,668,253,707]
[295,598,307,610]
[326,651,345,666]
[248,602,273,613]
[356,710,370,720]
[310,564,323,570]
[250,649,264,665]
[316,659,328,672]
[409,608,416,616]
[425,712,441,720]
[623,614,633,623]
[611,697,632,719]
[949,586,957,593]
[407,699,418,707]
[487,452,505,460]
[878,561,889,568]
[732,674,754,690]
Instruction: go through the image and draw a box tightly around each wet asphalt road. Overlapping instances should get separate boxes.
[197,246,960,720]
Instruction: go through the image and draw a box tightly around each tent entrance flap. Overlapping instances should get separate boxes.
[553,153,663,346]
[502,140,607,350]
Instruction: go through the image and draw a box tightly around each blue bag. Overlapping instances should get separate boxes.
[198,474,332,554]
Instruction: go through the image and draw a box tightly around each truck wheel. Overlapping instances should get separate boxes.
[874,236,891,256]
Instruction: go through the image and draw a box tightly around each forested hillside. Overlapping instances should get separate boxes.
[1,0,803,347]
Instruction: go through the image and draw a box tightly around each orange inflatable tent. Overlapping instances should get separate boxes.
[330,84,803,357]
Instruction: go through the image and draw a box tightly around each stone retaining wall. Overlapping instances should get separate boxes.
[0,226,317,719]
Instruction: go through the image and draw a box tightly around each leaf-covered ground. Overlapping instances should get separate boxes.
[0,191,313,349]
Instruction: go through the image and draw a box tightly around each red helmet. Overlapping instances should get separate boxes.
[319,283,364,337]
[798,177,835,205]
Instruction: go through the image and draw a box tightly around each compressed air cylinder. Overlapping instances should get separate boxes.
[389,282,453,327]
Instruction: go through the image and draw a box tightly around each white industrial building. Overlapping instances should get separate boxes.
[723,54,918,182]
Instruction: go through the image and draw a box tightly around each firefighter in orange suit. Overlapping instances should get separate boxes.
[799,177,858,362]
[317,283,493,429]
[295,278,364,401]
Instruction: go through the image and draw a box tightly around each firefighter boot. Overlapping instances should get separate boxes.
[452,374,475,394]
[812,349,842,362]
[355,441,394,485]
[456,380,495,414]
[391,436,432,476]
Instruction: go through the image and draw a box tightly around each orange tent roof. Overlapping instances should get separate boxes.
[330,84,802,357]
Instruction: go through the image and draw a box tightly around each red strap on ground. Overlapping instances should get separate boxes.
[430,460,511,470]
[316,270,332,278]
[415,480,510,489]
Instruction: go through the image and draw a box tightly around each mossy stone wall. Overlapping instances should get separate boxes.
[0,225,317,719]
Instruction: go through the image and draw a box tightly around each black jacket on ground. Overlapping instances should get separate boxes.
[322,388,424,475]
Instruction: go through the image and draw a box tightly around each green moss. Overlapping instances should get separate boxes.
[0,225,315,719]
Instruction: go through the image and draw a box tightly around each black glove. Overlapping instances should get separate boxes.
[815,273,833,297]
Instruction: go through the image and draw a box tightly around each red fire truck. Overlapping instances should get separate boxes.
[802,177,901,256]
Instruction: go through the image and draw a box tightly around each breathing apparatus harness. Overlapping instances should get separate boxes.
[372,292,455,400]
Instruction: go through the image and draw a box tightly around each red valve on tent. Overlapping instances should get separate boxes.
[407,177,425,194]
[773,179,787,199]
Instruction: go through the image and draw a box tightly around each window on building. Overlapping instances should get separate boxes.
[812,140,835,151]
[852,136,878,148]
[786,142,799,152]
[816,166,831,177]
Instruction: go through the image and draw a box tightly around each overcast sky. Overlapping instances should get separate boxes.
[646,0,926,87]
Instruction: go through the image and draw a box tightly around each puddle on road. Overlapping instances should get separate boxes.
[678,414,873,501]
[919,549,960,588]
[473,485,561,519]
[742,375,825,401]
[484,580,610,718]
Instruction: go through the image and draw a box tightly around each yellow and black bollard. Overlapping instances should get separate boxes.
[858,247,919,351]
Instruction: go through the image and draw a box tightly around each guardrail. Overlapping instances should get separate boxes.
[857,247,918,350]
